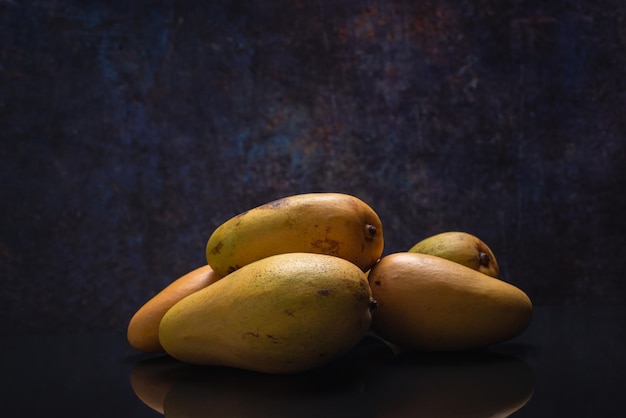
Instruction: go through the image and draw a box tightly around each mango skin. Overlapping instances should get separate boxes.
[409,231,500,278]
[127,265,222,353]
[205,192,384,277]
[159,253,373,374]
[368,253,532,351]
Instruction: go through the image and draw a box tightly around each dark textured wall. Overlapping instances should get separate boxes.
[2,0,625,334]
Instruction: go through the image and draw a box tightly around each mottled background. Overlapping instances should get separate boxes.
[2,0,625,334]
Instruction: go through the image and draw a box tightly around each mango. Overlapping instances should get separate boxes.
[409,231,500,278]
[368,252,532,351]
[205,192,384,277]
[127,265,222,353]
[159,253,375,374]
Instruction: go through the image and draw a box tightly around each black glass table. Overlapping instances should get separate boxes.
[2,305,624,417]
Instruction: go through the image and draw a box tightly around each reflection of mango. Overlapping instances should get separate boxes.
[127,265,222,353]
[368,253,532,351]
[129,338,533,418]
[161,363,372,418]
[130,337,393,417]
[409,231,500,278]
[160,253,374,374]
[366,350,535,418]
[129,356,187,415]
[205,192,384,277]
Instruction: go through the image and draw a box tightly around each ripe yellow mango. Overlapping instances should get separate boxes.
[409,231,500,278]
[205,192,384,277]
[127,265,222,353]
[159,253,374,374]
[368,253,532,351]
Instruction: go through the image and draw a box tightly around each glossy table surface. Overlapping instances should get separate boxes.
[2,305,624,417]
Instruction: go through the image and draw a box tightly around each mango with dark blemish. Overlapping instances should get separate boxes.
[205,192,384,277]
[159,253,374,374]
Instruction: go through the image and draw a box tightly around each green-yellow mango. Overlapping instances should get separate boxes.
[159,253,374,374]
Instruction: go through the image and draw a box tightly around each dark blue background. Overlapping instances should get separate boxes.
[2,0,625,334]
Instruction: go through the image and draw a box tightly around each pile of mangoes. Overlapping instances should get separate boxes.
[127,192,532,374]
